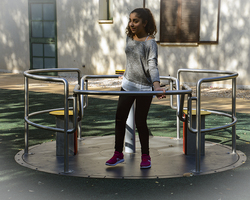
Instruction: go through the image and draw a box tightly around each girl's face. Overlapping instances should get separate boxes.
[129,12,147,36]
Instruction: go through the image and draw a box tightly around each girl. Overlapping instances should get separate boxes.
[106,8,165,169]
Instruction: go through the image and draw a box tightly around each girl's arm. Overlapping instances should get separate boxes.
[153,81,166,99]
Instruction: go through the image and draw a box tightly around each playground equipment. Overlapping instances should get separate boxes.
[18,68,245,178]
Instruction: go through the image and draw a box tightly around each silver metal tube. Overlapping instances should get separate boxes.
[125,102,136,153]
[177,68,239,173]
[72,96,78,136]
[175,79,181,139]
[23,68,81,174]
[85,80,88,108]
[23,68,239,175]
[187,110,237,133]
[63,79,70,173]
[25,116,63,132]
[78,75,186,140]
[24,68,81,83]
[188,116,237,134]
[188,97,195,131]
[25,107,74,132]
[74,89,191,96]
[178,70,238,86]
[25,68,81,75]
[177,68,237,75]
[196,81,202,173]
[170,80,173,108]
[28,107,72,117]
[178,93,186,122]
[80,78,84,120]
[232,78,237,154]
[176,116,180,139]
[24,77,29,154]
[73,85,82,139]
[67,97,78,135]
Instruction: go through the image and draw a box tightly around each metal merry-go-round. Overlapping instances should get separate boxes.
[15,68,246,179]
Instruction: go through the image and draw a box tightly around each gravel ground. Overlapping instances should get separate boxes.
[190,86,250,100]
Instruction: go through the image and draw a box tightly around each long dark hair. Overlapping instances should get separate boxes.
[126,8,157,38]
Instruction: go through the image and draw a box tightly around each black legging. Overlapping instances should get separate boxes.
[115,88,152,155]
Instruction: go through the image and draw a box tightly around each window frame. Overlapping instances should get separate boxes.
[157,0,221,46]
[28,0,58,72]
[99,0,113,24]
[199,0,221,44]
[159,0,201,45]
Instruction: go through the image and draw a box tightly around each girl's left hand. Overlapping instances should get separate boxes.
[153,82,166,99]
[155,87,166,99]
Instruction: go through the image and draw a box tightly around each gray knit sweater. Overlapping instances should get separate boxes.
[123,36,160,88]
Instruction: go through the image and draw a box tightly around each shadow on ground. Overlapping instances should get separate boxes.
[1,89,250,200]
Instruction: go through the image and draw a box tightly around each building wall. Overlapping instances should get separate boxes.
[56,0,143,76]
[0,0,29,73]
[148,0,250,87]
[0,0,250,88]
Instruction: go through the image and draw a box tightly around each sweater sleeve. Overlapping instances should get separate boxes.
[147,41,160,83]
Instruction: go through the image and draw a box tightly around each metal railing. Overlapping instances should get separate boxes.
[78,75,189,137]
[177,69,238,172]
[23,68,238,174]
[24,68,81,173]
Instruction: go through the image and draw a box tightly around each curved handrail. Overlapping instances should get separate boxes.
[187,110,237,133]
[177,68,238,79]
[24,68,81,134]
[24,68,81,173]
[24,107,76,134]
[177,69,238,173]
[23,68,239,175]
[24,68,81,83]
[78,75,187,122]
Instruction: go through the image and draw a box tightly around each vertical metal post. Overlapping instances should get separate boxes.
[232,78,236,154]
[78,122,82,139]
[73,94,80,153]
[196,82,202,173]
[24,77,29,154]
[125,102,136,153]
[77,72,82,139]
[63,80,70,173]
[77,93,82,139]
[79,78,87,139]
[175,79,181,139]
[176,72,181,139]
[170,80,173,106]
[176,114,180,139]
[170,80,180,138]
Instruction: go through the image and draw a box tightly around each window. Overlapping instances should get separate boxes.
[160,0,201,43]
[99,0,113,23]
[29,0,57,70]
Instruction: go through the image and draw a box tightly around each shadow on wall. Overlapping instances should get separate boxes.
[0,0,29,73]
[57,0,144,76]
[1,0,249,86]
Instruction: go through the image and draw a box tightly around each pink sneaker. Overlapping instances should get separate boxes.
[140,154,151,169]
[105,151,124,166]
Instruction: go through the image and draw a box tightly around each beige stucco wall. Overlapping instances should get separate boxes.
[0,0,29,73]
[0,0,250,88]
[56,0,144,76]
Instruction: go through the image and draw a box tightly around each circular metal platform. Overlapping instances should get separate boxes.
[15,136,247,179]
